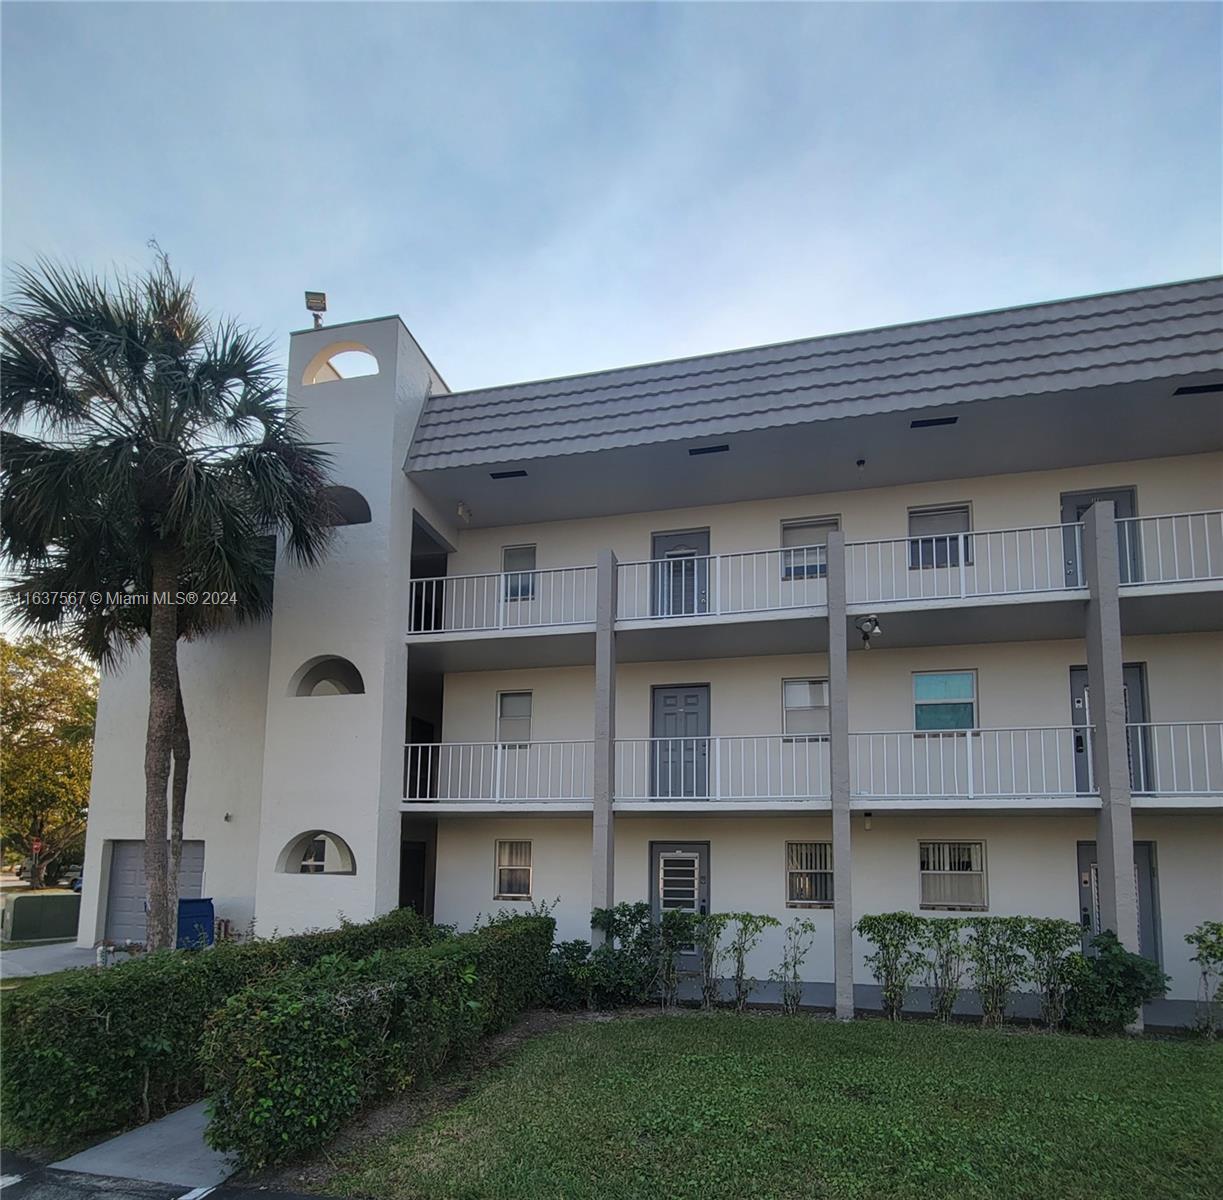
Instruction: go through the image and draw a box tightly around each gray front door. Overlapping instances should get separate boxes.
[651,684,710,798]
[1061,487,1140,585]
[1069,664,1150,794]
[651,529,710,616]
[650,841,710,972]
[1077,841,1160,963]
[104,840,205,945]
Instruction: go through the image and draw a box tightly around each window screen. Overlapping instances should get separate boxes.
[783,678,830,737]
[914,672,976,731]
[919,841,986,909]
[502,545,537,600]
[497,691,532,745]
[908,505,972,569]
[781,518,838,579]
[495,840,532,899]
[787,841,833,904]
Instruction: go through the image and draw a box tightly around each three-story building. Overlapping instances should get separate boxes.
[78,277,1223,1024]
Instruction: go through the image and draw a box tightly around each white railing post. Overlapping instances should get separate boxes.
[958,533,967,598]
[965,733,975,798]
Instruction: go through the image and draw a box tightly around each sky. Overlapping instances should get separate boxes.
[2,1,1221,393]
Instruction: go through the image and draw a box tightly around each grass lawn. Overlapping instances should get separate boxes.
[329,1012,1223,1200]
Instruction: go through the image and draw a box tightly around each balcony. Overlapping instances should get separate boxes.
[406,566,597,670]
[404,512,1223,663]
[613,735,832,809]
[402,741,594,811]
[1129,721,1223,802]
[400,721,1222,812]
[849,727,1091,808]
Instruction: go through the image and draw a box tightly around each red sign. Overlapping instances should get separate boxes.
[31,838,43,855]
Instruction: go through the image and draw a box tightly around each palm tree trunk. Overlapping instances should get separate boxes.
[168,678,189,935]
[143,544,179,951]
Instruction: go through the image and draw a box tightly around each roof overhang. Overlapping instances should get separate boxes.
[405,374,1223,528]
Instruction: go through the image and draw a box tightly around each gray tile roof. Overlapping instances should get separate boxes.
[408,277,1223,472]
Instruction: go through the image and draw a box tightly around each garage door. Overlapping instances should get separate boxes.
[104,840,205,944]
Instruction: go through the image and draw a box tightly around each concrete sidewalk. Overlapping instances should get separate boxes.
[51,1102,236,1189]
[0,942,97,978]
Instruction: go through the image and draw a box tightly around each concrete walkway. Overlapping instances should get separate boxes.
[0,941,97,978]
[51,1102,236,1189]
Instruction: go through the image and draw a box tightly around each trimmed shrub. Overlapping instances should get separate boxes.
[769,917,818,1015]
[1018,917,1082,1030]
[1,907,435,1147]
[1065,931,1169,1035]
[1185,920,1223,1037]
[201,913,554,1168]
[655,909,699,1009]
[856,912,925,1020]
[919,917,967,1023]
[965,917,1028,1028]
[726,912,781,1013]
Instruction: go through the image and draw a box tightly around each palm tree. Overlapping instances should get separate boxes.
[1,251,334,949]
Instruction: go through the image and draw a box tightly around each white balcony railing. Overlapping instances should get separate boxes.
[1117,511,1223,587]
[616,547,828,621]
[849,727,1092,799]
[845,524,1084,606]
[408,566,596,634]
[403,741,594,802]
[614,735,831,801]
[1128,722,1223,796]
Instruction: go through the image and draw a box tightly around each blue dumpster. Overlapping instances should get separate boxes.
[176,897,215,949]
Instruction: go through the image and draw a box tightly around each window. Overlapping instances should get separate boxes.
[299,837,327,874]
[781,517,839,580]
[908,504,972,569]
[914,671,976,731]
[786,841,833,905]
[919,841,987,909]
[495,840,532,899]
[502,545,537,600]
[783,678,829,738]
[497,691,532,746]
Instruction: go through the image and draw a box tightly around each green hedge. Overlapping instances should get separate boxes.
[1,907,435,1147]
[201,913,555,1168]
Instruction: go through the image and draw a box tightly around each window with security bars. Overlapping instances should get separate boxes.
[502,544,537,601]
[781,517,839,579]
[919,841,987,910]
[786,841,833,906]
[908,504,972,569]
[495,840,532,899]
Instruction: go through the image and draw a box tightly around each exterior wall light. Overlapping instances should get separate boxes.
[855,614,882,649]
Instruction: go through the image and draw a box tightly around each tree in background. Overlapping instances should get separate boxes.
[1,251,335,947]
[1,634,97,887]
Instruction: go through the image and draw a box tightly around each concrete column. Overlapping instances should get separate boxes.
[591,548,618,944]
[825,531,854,1020]
[1083,502,1141,967]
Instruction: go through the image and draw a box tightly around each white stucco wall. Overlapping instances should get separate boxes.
[78,620,272,945]
[442,452,1223,574]
[438,634,1223,744]
[431,810,1221,1002]
[253,318,457,936]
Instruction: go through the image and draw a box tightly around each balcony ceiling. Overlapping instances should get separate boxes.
[407,377,1223,529]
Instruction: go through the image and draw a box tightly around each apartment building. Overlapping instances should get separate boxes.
[78,278,1223,1024]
